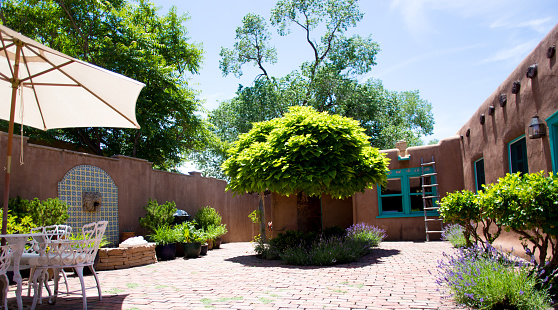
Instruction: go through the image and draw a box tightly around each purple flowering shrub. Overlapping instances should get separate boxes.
[277,223,386,266]
[435,243,551,309]
[345,223,386,247]
[441,224,469,248]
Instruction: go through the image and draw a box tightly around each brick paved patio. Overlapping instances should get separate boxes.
[8,241,465,310]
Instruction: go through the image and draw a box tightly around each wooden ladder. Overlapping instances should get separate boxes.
[421,156,443,241]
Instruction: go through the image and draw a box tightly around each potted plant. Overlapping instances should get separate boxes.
[212,224,228,249]
[150,226,178,261]
[205,225,217,250]
[198,231,209,256]
[182,221,202,258]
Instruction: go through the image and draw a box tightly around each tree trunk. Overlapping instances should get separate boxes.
[297,192,322,233]
[258,193,267,243]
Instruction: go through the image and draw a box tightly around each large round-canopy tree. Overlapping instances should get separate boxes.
[222,106,389,232]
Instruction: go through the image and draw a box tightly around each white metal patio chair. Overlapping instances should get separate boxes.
[28,221,107,310]
[0,245,12,310]
[25,224,73,297]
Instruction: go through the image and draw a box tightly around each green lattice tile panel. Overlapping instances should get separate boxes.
[58,165,119,245]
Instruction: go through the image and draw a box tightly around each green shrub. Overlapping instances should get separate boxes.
[150,226,179,246]
[322,225,346,239]
[345,223,386,247]
[5,197,69,228]
[174,221,205,243]
[280,236,371,266]
[480,172,558,269]
[139,199,177,234]
[441,224,469,248]
[435,244,551,310]
[194,206,222,229]
[0,209,35,234]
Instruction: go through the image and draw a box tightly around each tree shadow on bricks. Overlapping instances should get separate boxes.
[225,248,400,269]
[10,293,129,309]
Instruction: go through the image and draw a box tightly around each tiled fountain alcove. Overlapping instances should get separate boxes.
[58,165,119,245]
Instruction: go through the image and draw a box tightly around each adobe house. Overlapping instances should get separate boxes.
[268,21,558,249]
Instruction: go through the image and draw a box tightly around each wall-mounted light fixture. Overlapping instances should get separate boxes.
[548,45,556,58]
[526,64,538,79]
[488,106,495,115]
[511,81,521,94]
[466,128,470,137]
[499,94,507,107]
[480,114,485,125]
[528,115,546,139]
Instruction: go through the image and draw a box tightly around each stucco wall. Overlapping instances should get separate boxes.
[353,136,465,241]
[0,133,259,243]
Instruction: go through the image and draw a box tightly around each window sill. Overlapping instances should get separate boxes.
[376,212,439,219]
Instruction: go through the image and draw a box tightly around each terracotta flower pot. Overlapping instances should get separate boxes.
[207,239,214,250]
[213,237,222,249]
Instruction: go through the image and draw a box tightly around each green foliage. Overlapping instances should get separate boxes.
[248,210,263,224]
[194,206,222,229]
[173,221,204,243]
[0,209,35,234]
[280,236,367,266]
[480,172,558,269]
[149,226,179,246]
[7,197,69,228]
[222,106,390,199]
[322,226,346,239]
[26,198,69,227]
[441,224,469,248]
[436,245,551,310]
[439,190,483,247]
[219,13,277,78]
[139,199,177,234]
[0,0,207,171]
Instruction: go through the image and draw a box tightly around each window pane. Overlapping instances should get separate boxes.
[381,196,403,213]
[475,159,485,191]
[410,194,423,212]
[510,137,529,174]
[409,177,422,194]
[381,178,402,195]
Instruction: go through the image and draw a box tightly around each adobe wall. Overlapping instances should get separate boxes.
[456,23,558,257]
[0,133,259,243]
[353,136,464,241]
[268,193,352,238]
[457,23,558,188]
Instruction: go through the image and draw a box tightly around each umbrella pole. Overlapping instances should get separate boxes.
[2,41,22,241]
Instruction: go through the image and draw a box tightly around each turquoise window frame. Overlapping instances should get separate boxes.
[546,110,558,173]
[474,157,485,192]
[508,135,528,174]
[376,167,438,218]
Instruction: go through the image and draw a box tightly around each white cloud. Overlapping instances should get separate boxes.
[389,0,546,36]
[490,17,554,33]
[479,40,538,64]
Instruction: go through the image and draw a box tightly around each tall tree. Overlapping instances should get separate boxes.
[190,0,434,179]
[219,13,277,79]
[0,0,206,171]
[222,106,389,232]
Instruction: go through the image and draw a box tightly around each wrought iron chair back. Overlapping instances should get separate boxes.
[0,244,12,309]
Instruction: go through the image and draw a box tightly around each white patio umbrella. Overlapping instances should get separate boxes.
[0,24,145,235]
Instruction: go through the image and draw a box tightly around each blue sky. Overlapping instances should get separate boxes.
[151,0,557,152]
